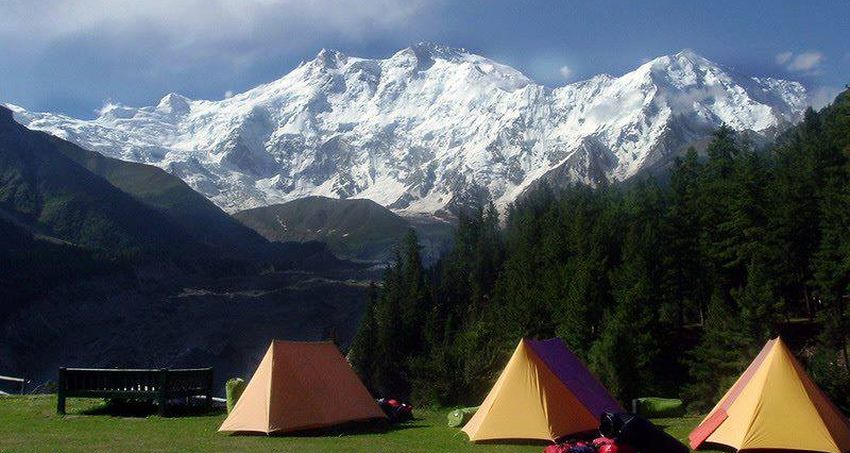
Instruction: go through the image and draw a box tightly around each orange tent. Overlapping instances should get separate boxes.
[690,337,850,452]
[218,340,385,434]
[462,338,622,442]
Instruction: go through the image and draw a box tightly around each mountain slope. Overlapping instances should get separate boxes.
[48,134,274,261]
[235,197,455,263]
[0,106,209,263]
[234,196,410,261]
[0,105,343,271]
[0,215,117,321]
[8,45,808,216]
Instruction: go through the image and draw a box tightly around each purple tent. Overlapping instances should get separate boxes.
[527,338,624,417]
[463,337,623,442]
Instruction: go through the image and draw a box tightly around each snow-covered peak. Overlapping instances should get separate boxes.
[156,92,191,115]
[408,41,471,61]
[313,48,349,68]
[634,49,726,87]
[9,45,808,216]
[96,101,138,120]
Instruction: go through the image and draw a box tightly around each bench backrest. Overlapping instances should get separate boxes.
[59,368,212,396]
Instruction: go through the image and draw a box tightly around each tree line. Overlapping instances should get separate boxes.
[349,88,850,412]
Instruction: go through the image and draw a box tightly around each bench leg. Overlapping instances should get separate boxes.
[57,367,66,415]
[57,393,66,415]
[206,369,214,409]
[158,368,168,417]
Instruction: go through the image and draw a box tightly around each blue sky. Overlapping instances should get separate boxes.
[1,0,847,118]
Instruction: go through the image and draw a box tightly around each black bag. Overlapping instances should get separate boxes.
[599,412,689,453]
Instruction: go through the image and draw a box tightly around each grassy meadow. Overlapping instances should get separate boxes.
[0,396,720,453]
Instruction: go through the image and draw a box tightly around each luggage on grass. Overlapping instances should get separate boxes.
[377,398,413,423]
[599,412,688,453]
[447,406,479,428]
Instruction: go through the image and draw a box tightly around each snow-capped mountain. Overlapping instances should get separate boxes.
[8,44,808,216]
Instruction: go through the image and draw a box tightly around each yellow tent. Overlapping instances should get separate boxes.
[690,337,850,452]
[462,338,622,442]
[218,341,385,434]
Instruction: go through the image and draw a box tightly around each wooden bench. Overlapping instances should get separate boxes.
[57,367,213,416]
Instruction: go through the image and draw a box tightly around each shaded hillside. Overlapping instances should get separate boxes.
[0,104,345,269]
[235,196,453,262]
[51,136,273,261]
[0,217,119,321]
[0,106,210,265]
[0,268,370,393]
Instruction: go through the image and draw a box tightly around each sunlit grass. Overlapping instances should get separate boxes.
[0,395,719,452]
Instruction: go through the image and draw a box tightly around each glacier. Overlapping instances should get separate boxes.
[7,43,809,216]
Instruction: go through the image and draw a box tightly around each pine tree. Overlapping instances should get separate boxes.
[684,291,755,412]
[662,148,707,326]
[589,180,664,402]
[349,283,380,394]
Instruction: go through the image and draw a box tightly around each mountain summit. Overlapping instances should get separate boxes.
[8,46,808,215]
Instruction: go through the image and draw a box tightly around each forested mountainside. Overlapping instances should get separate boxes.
[350,88,850,412]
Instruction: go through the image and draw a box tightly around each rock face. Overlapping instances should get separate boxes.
[8,44,808,216]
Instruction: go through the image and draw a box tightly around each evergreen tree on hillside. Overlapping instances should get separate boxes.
[699,126,750,292]
[662,148,707,325]
[811,94,850,373]
[553,188,621,357]
[590,181,664,402]
[684,290,754,411]
[398,229,429,352]
[349,283,380,393]
[727,151,784,335]
[411,206,504,404]
[353,229,430,399]
[350,88,850,409]
[770,132,820,318]
[372,253,406,397]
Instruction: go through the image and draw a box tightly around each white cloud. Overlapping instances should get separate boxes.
[224,90,234,99]
[0,0,439,72]
[559,65,573,80]
[775,51,793,65]
[776,50,825,74]
[789,51,825,72]
[810,86,841,110]
[0,0,443,111]
[0,0,434,41]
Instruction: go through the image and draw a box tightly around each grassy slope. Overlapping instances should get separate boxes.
[234,196,412,261]
[0,396,719,453]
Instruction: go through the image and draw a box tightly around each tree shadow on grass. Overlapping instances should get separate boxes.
[80,399,225,418]
[474,439,553,446]
[470,429,597,447]
[227,418,429,438]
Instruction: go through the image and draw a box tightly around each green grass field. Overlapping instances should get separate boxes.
[0,396,719,453]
